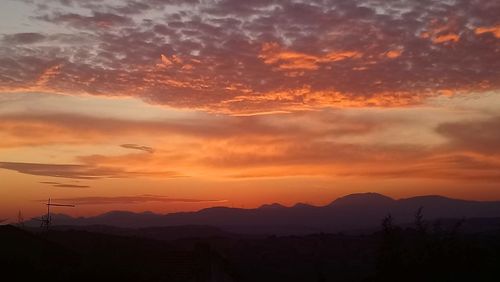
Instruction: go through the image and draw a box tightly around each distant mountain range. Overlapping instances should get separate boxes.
[27,193,500,234]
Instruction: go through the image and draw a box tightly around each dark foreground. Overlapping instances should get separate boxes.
[2,218,500,282]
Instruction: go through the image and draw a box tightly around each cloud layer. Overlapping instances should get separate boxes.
[1,109,499,182]
[0,161,183,179]
[40,181,90,188]
[120,144,155,153]
[1,0,499,113]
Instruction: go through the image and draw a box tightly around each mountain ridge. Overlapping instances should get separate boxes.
[26,193,500,234]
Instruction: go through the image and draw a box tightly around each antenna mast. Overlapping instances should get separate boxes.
[17,210,24,228]
[40,198,75,231]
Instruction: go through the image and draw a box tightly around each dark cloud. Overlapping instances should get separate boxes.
[205,141,426,168]
[0,161,182,179]
[42,195,226,205]
[2,33,46,44]
[349,154,500,182]
[37,11,133,29]
[436,117,500,154]
[120,144,155,153]
[0,162,115,179]
[40,181,90,188]
[39,181,59,185]
[0,112,378,148]
[1,0,499,113]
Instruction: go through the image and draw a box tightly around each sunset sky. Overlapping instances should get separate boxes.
[1,0,499,220]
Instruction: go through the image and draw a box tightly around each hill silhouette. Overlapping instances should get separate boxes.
[6,208,500,281]
[1,224,235,281]
[27,193,500,234]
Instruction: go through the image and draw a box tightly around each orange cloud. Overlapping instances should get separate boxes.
[259,42,321,70]
[385,50,402,59]
[159,54,173,67]
[158,54,191,69]
[259,42,362,71]
[1,110,500,184]
[323,51,362,62]
[36,64,62,86]
[420,18,462,45]
[475,25,500,38]
[432,33,460,44]
[220,87,427,115]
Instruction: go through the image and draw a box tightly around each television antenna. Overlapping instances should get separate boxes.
[36,198,75,231]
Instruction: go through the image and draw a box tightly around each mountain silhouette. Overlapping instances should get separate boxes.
[328,192,394,206]
[259,203,287,210]
[27,193,500,234]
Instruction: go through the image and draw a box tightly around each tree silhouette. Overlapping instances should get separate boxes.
[374,208,487,282]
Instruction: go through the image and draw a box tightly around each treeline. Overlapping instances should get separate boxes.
[375,208,500,281]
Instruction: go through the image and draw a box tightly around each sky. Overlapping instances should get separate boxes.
[0,0,499,220]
